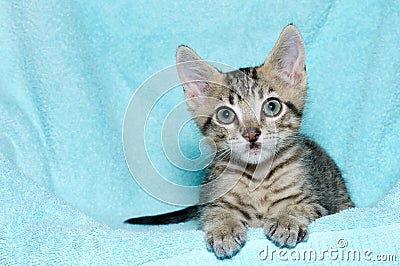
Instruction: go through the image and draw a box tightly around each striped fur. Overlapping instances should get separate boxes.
[125,25,354,259]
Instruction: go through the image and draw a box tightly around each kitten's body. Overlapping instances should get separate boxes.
[125,25,354,258]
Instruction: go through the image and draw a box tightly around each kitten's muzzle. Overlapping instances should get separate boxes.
[242,127,261,143]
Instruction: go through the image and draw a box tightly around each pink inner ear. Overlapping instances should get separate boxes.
[282,41,299,72]
[276,40,305,85]
[184,80,208,98]
[184,88,197,99]
[184,82,207,108]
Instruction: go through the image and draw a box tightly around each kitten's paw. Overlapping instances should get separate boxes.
[264,215,308,247]
[205,221,247,258]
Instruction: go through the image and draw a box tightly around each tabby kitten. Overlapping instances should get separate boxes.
[125,25,354,258]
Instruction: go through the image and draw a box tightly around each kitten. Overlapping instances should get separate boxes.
[125,25,354,258]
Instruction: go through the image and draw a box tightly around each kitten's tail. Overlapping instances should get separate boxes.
[124,205,199,225]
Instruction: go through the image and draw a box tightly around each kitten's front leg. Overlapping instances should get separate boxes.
[264,203,327,247]
[201,204,247,258]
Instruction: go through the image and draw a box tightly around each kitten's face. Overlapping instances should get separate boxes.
[176,25,307,165]
[202,69,304,164]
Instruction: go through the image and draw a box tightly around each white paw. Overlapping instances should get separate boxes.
[205,221,247,258]
[264,215,308,247]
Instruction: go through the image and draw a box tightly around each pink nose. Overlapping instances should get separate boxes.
[248,132,257,142]
[243,128,261,143]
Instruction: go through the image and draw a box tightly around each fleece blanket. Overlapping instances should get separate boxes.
[1,0,399,265]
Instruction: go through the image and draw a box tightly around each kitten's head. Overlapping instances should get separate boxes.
[176,25,307,165]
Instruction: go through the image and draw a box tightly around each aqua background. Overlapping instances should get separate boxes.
[1,1,399,264]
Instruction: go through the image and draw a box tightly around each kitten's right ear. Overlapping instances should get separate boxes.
[262,25,306,88]
[176,46,221,103]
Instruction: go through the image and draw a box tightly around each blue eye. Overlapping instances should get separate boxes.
[263,98,281,117]
[216,107,236,124]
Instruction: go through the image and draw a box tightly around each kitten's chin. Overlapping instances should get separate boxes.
[235,147,274,165]
[246,154,273,165]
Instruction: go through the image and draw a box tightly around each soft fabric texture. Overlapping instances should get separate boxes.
[1,0,399,265]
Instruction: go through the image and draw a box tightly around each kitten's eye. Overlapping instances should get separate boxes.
[216,107,236,124]
[263,98,282,117]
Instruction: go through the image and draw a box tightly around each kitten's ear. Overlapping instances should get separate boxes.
[262,25,306,87]
[176,46,221,102]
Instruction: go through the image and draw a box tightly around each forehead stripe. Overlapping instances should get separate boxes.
[258,89,263,99]
[229,94,235,105]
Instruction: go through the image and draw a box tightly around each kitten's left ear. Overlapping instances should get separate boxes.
[262,25,306,87]
[176,46,222,102]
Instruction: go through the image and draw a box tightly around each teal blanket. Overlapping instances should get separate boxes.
[1,0,399,265]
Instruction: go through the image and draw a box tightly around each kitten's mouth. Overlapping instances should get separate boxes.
[249,142,261,151]
[245,142,265,163]
[249,142,261,150]
[235,142,272,164]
